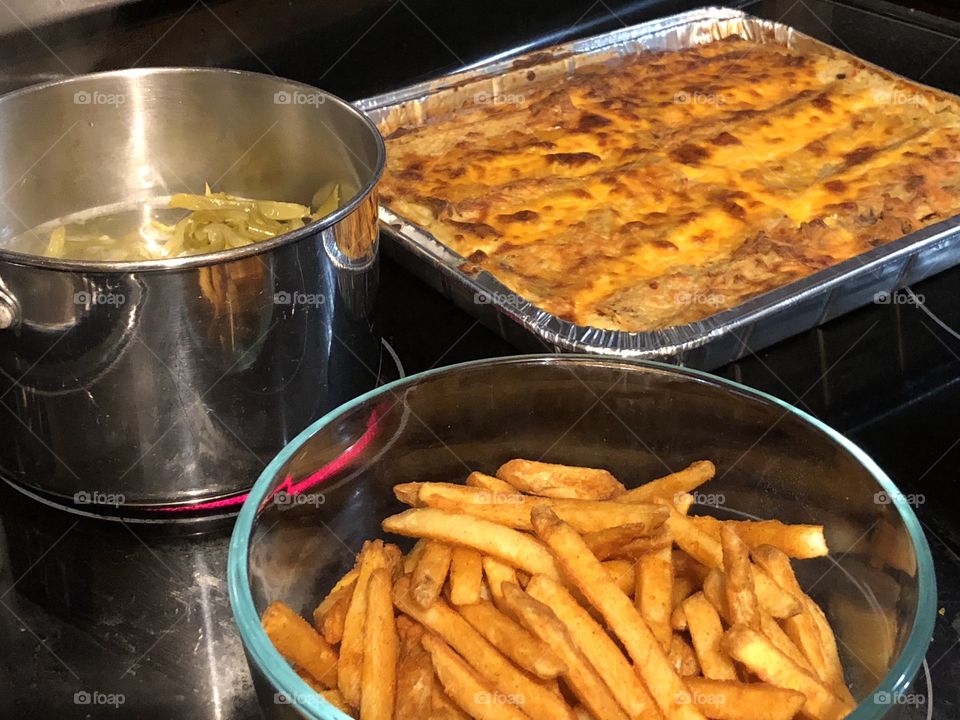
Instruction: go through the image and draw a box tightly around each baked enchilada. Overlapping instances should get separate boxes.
[379,37,960,331]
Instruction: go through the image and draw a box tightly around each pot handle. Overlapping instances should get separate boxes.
[0,283,19,329]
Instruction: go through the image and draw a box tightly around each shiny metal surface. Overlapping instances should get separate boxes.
[357,6,960,368]
[0,68,385,507]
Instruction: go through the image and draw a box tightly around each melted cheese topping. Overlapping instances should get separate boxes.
[380,38,960,331]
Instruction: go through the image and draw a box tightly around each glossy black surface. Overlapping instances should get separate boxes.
[1,0,960,718]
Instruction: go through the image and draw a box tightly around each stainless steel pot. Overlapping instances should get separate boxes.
[0,68,385,508]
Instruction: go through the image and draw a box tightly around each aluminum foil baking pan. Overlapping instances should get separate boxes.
[356,6,960,369]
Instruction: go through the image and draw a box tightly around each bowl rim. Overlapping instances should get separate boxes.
[227,354,937,720]
[0,66,386,273]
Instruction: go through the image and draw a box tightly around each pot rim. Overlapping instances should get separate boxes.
[0,66,386,274]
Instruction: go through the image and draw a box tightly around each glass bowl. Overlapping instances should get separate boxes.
[228,355,935,720]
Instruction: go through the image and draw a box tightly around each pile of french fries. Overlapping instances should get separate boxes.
[261,458,858,720]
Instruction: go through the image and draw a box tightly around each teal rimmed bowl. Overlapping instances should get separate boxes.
[228,355,935,719]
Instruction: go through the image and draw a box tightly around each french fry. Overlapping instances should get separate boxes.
[672,575,698,609]
[758,611,814,674]
[466,471,518,494]
[753,567,802,619]
[636,545,674,650]
[692,517,828,559]
[320,593,350,645]
[671,604,688,631]
[394,482,423,507]
[526,574,659,720]
[674,551,710,585]
[432,684,472,720]
[603,559,636,595]
[320,688,352,714]
[261,601,339,688]
[500,582,630,720]
[720,527,759,630]
[653,498,722,569]
[723,625,853,720]
[496,458,625,499]
[483,556,519,604]
[583,524,670,560]
[673,492,695,515]
[682,593,737,681]
[360,568,398,720]
[312,567,358,631]
[395,617,434,720]
[339,541,396,706]
[422,632,532,720]
[682,677,806,720]
[618,461,716,504]
[413,482,667,533]
[751,546,827,679]
[393,576,575,720]
[458,599,567,680]
[404,539,429,574]
[450,547,484,606]
[413,541,453,608]
[531,506,704,720]
[382,508,562,578]
[701,570,730,624]
[669,634,700,677]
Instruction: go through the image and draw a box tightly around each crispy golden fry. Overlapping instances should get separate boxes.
[753,567,802,619]
[261,601,339,688]
[483,556,520,604]
[412,482,667,533]
[669,634,700,677]
[672,575,698,609]
[432,684,472,719]
[413,541,454,608]
[404,539,429,574]
[751,546,827,680]
[312,567,358,630]
[458,599,567,680]
[395,617,434,720]
[450,547,485,606]
[720,527,759,630]
[673,492,695,515]
[603,560,636,595]
[723,625,853,720]
[340,540,397,706]
[759,611,814,674]
[360,568,398,720]
[526,574,659,720]
[393,577,575,719]
[636,545,674,650]
[652,499,722,568]
[496,458,625,499]
[671,604,688,631]
[530,506,704,720]
[466,471,518,494]
[584,524,671,561]
[682,677,806,720]
[394,482,423,507]
[693,517,828,559]
[319,688,352,714]
[501,582,630,720]
[701,570,730,625]
[382,508,562,578]
[422,633,533,720]
[320,594,349,646]
[682,593,737,681]
[618,461,716,504]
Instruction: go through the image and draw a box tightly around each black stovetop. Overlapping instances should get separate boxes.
[2,0,960,718]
